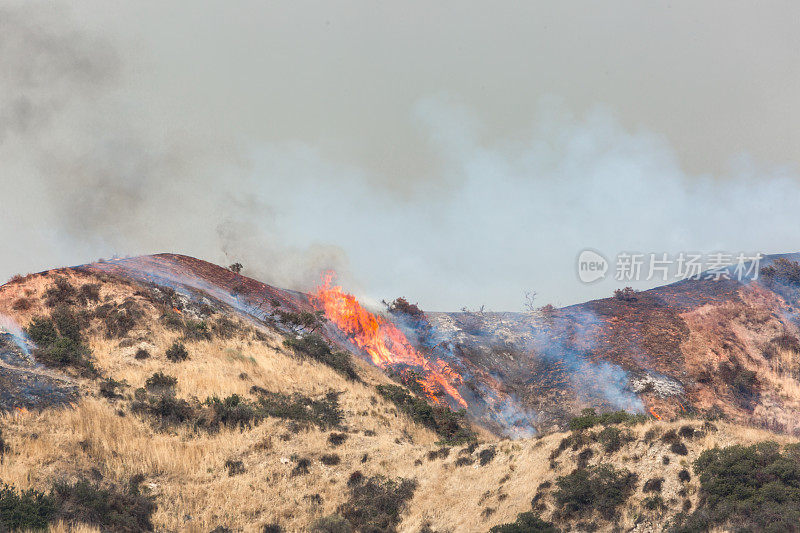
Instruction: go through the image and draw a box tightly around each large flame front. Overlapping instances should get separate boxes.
[314,273,468,409]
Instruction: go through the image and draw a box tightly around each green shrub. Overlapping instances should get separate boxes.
[0,483,56,531]
[99,377,127,399]
[224,459,245,476]
[310,514,353,533]
[51,479,155,533]
[183,319,211,341]
[144,372,178,394]
[131,390,197,428]
[643,478,663,493]
[102,303,141,338]
[276,310,325,333]
[554,464,637,519]
[25,311,95,375]
[165,342,189,362]
[672,442,800,533]
[376,384,476,445]
[568,408,647,431]
[337,475,417,533]
[490,512,560,533]
[78,283,101,303]
[161,311,185,330]
[44,277,78,308]
[35,337,95,375]
[320,454,341,466]
[12,297,33,311]
[328,432,348,447]
[25,317,59,348]
[212,316,240,338]
[133,384,343,433]
[251,388,344,430]
[478,446,496,466]
[598,426,633,453]
[202,394,261,429]
[283,334,360,381]
[642,495,665,511]
[134,348,151,360]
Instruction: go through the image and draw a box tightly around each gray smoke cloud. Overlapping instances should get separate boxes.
[2,3,800,312]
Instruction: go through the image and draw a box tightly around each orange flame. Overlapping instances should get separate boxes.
[313,273,468,409]
[649,407,661,420]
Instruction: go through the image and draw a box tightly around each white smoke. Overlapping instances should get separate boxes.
[2,5,800,312]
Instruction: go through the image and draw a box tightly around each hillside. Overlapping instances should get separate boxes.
[0,255,799,532]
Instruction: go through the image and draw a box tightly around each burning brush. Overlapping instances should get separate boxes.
[313,273,468,409]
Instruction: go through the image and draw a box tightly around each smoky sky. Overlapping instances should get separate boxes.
[1,1,799,311]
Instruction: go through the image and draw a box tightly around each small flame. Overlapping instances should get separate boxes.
[649,407,661,420]
[314,272,467,408]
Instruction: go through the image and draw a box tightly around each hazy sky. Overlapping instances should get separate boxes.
[2,1,799,310]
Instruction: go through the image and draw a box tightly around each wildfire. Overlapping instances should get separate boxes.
[313,273,468,409]
[649,407,661,420]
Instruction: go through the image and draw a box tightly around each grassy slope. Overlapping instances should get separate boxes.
[0,269,797,532]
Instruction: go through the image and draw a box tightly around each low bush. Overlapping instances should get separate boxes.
[643,478,663,493]
[568,408,647,431]
[78,283,101,304]
[183,319,211,341]
[283,334,360,381]
[144,372,178,394]
[337,475,417,533]
[613,287,638,301]
[51,479,156,533]
[0,483,56,531]
[252,388,343,430]
[310,514,352,533]
[44,277,78,308]
[0,478,155,533]
[328,432,348,447]
[212,316,240,338]
[320,454,341,466]
[598,426,633,453]
[292,457,311,476]
[670,442,689,456]
[165,342,189,362]
[427,447,450,461]
[224,459,245,476]
[478,446,496,466]
[134,348,151,360]
[454,456,474,467]
[642,495,665,511]
[11,297,32,311]
[554,464,637,519]
[276,310,326,333]
[376,384,476,445]
[489,512,560,533]
[671,442,800,532]
[101,301,142,338]
[99,378,127,399]
[131,390,196,428]
[25,311,95,375]
[133,384,343,433]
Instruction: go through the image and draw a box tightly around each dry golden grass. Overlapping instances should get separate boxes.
[3,269,800,532]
